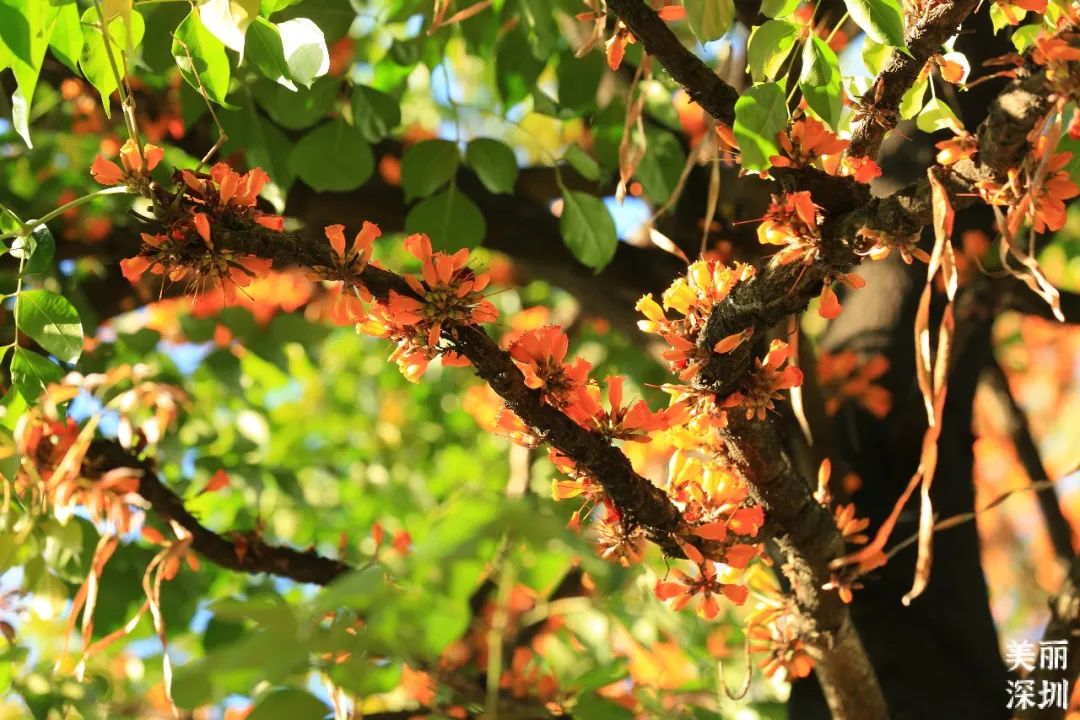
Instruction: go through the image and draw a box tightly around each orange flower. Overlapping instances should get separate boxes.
[771,118,848,172]
[1031,151,1079,233]
[655,559,748,620]
[565,375,688,441]
[387,233,498,347]
[817,350,891,418]
[757,191,823,265]
[90,139,163,185]
[935,133,978,166]
[721,340,803,421]
[508,326,591,408]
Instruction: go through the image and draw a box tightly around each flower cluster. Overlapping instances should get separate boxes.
[771,118,881,184]
[978,144,1079,234]
[636,260,757,379]
[91,139,163,188]
[358,233,495,382]
[817,351,891,418]
[721,340,804,421]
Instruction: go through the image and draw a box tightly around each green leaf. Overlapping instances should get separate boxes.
[405,187,486,252]
[16,289,84,363]
[289,120,374,192]
[78,5,146,116]
[401,139,460,201]
[277,17,328,88]
[564,144,601,182]
[861,37,891,76]
[560,191,616,271]
[916,97,960,134]
[635,128,685,203]
[11,348,63,403]
[495,27,545,107]
[0,0,61,146]
[11,225,55,275]
[747,20,798,82]
[248,688,328,720]
[254,75,339,130]
[349,85,400,143]
[844,0,907,49]
[799,36,843,130]
[245,17,295,89]
[196,0,258,53]
[173,9,233,106]
[465,138,518,194]
[556,51,604,114]
[761,0,801,17]
[1011,23,1042,53]
[733,82,787,172]
[685,0,735,42]
[899,72,928,119]
[48,1,82,73]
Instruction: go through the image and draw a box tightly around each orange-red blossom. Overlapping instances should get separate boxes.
[508,325,592,408]
[564,375,688,441]
[722,340,804,421]
[91,139,164,185]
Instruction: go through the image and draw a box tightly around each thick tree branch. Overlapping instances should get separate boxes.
[605,0,740,125]
[85,439,352,585]
[983,360,1076,562]
[848,0,982,159]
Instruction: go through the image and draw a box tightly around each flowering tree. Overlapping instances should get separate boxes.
[0,0,1078,718]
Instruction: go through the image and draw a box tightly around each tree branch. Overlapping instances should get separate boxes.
[85,439,352,585]
[605,0,740,125]
[848,0,982,159]
[982,360,1076,562]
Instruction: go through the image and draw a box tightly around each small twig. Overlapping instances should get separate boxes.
[172,35,229,169]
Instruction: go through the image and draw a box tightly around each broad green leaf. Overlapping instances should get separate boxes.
[405,187,486,252]
[0,0,61,146]
[861,37,891,76]
[747,20,798,82]
[916,98,961,134]
[899,72,928,119]
[277,17,329,88]
[197,0,258,53]
[799,36,843,130]
[401,140,461,201]
[733,82,787,172]
[1011,24,1042,53]
[560,191,617,271]
[844,0,908,49]
[260,0,302,16]
[564,144,601,182]
[48,1,82,73]
[248,688,328,720]
[289,119,374,192]
[173,9,232,106]
[16,290,84,363]
[78,6,146,116]
[762,0,801,18]
[11,348,63,403]
[245,17,295,89]
[465,138,519,194]
[556,51,604,114]
[11,225,55,275]
[495,27,545,107]
[685,0,735,42]
[350,85,400,142]
[635,128,685,203]
[254,75,339,130]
